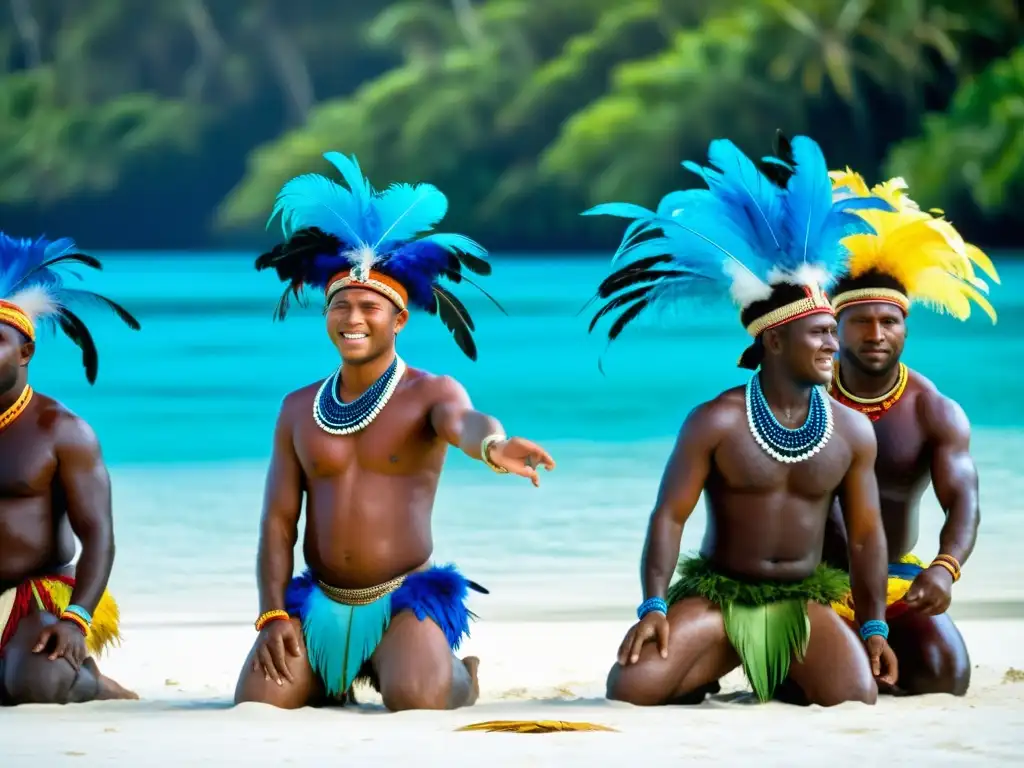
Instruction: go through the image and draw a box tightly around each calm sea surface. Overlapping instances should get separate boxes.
[25,253,1024,625]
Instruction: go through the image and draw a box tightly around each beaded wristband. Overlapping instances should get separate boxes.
[859,619,889,642]
[932,554,961,581]
[63,604,93,625]
[930,559,959,582]
[255,609,289,632]
[481,434,509,474]
[61,611,90,637]
[637,597,668,621]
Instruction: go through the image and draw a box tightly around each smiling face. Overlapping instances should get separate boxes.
[764,312,839,386]
[325,287,408,365]
[837,302,907,378]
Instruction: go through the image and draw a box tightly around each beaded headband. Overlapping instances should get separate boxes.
[744,283,834,337]
[831,287,910,315]
[0,299,34,340]
[325,267,409,311]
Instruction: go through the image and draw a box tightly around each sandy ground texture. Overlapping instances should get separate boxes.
[3,618,1023,766]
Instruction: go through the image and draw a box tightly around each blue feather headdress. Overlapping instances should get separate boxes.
[0,233,141,383]
[582,134,893,369]
[255,152,506,360]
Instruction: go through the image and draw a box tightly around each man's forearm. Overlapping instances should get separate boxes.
[640,511,683,602]
[257,520,296,614]
[68,532,115,614]
[848,527,888,626]
[937,496,979,567]
[456,410,505,460]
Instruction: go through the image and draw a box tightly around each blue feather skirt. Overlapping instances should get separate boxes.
[284,564,484,699]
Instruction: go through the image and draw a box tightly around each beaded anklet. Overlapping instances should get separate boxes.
[859,619,889,642]
[255,609,290,632]
[637,597,668,620]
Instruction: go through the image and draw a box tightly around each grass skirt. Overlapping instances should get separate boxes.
[667,555,848,702]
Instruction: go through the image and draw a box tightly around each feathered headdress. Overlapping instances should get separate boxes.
[828,168,999,322]
[255,152,505,360]
[582,135,892,369]
[0,233,141,383]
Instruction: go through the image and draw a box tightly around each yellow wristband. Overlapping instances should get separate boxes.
[481,434,509,474]
[255,609,290,631]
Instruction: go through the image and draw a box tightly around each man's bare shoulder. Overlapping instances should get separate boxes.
[404,368,466,403]
[280,380,322,410]
[32,392,101,454]
[909,370,971,441]
[679,386,747,438]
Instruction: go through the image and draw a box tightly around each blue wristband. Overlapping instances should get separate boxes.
[637,597,668,620]
[859,619,889,641]
[63,604,93,626]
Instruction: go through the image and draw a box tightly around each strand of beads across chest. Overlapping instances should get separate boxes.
[745,374,833,463]
[0,385,33,433]
[313,357,407,435]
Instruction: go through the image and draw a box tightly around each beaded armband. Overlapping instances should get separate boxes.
[859,619,889,642]
[255,609,290,632]
[637,597,668,620]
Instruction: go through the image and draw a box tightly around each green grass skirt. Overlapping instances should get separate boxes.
[666,555,850,702]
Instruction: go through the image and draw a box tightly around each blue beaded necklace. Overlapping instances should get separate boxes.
[745,373,833,463]
[313,356,406,435]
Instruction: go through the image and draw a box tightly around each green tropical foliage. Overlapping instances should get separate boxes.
[0,0,1020,248]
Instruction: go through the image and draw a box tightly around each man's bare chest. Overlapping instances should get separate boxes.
[0,428,56,498]
[716,430,852,497]
[295,402,439,478]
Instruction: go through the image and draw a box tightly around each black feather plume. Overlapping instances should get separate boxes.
[432,284,478,360]
[577,255,673,317]
[588,285,658,333]
[56,307,100,384]
[759,130,796,187]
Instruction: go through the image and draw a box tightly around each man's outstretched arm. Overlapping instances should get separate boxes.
[429,375,555,484]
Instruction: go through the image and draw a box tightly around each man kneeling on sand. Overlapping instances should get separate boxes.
[585,135,897,706]
[0,232,140,705]
[233,153,555,711]
[823,168,999,696]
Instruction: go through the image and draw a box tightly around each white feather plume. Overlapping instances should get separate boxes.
[723,261,773,307]
[7,284,58,322]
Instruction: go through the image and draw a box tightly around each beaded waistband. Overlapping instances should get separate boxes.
[315,574,407,606]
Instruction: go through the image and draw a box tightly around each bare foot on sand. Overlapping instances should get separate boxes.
[462,656,481,706]
[97,674,139,701]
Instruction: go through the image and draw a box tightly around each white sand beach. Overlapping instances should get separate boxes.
[4,618,1023,766]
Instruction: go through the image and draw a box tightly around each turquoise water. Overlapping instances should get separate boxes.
[26,254,1024,624]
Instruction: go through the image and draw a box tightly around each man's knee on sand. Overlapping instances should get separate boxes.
[890,613,971,696]
[2,613,93,705]
[378,660,454,711]
[605,658,676,705]
[375,611,470,711]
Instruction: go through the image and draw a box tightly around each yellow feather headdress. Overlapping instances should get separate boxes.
[829,168,999,323]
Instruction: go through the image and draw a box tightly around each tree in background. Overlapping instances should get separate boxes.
[0,0,1019,249]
